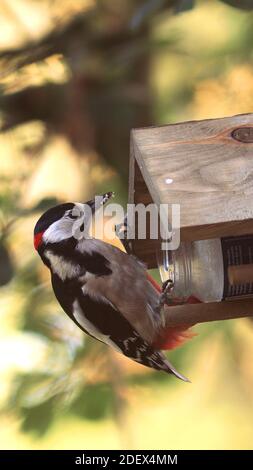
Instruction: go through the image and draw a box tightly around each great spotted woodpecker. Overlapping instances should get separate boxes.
[34,192,190,381]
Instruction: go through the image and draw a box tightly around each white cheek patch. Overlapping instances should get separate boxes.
[71,202,92,240]
[45,251,81,281]
[43,218,73,244]
[72,299,121,353]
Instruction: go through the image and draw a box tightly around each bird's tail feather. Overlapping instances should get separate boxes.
[164,357,191,382]
[145,348,190,382]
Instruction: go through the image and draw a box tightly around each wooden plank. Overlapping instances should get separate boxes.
[129,113,253,266]
[164,298,253,327]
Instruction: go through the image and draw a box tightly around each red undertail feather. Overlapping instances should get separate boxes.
[153,326,196,351]
[146,273,199,351]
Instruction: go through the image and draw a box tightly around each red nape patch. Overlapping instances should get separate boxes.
[34,231,44,250]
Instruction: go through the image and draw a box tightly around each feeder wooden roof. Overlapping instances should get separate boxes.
[129,113,253,268]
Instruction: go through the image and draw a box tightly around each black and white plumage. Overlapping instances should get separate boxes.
[34,193,188,381]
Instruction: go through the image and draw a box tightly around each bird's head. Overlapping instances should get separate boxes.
[33,192,114,251]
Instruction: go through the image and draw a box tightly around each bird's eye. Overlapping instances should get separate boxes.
[68,212,78,220]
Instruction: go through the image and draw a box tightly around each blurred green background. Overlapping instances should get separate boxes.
[1,0,253,450]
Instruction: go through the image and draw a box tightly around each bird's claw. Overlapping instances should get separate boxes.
[158,279,174,309]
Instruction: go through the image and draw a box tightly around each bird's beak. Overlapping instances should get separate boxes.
[85,192,114,214]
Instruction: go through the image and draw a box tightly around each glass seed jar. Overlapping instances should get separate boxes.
[158,235,253,303]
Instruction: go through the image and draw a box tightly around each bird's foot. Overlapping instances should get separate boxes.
[153,279,174,326]
[158,279,174,309]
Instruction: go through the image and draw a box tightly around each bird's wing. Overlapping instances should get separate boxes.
[51,272,188,381]
[75,238,162,343]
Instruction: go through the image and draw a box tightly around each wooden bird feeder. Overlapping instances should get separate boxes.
[128,113,253,326]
